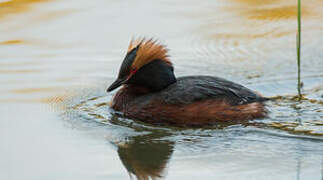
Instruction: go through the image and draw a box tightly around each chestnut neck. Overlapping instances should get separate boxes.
[126,59,176,93]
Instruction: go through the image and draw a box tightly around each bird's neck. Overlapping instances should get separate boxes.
[126,59,176,93]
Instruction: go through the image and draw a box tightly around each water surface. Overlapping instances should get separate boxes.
[1,0,323,179]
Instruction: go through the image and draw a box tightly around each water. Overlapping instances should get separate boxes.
[1,0,323,179]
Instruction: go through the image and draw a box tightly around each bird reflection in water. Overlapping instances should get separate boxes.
[116,134,174,180]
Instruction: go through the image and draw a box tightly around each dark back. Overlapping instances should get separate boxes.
[131,76,267,106]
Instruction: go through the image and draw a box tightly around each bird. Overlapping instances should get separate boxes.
[107,38,268,126]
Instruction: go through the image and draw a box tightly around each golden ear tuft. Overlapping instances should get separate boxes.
[127,37,171,70]
[127,37,144,53]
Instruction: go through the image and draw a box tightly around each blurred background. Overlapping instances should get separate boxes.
[1,0,323,179]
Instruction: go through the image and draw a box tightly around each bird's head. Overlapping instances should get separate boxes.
[107,38,174,92]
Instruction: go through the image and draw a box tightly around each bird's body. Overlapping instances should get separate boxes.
[107,38,267,126]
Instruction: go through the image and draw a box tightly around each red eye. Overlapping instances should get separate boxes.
[130,67,137,74]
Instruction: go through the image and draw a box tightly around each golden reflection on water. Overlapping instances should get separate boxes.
[0,95,66,104]
[10,87,61,94]
[266,95,323,136]
[232,0,280,5]
[231,0,312,20]
[210,30,292,40]
[0,39,23,45]
[246,5,310,20]
[196,0,323,43]
[34,9,76,21]
[270,121,323,136]
[41,95,68,104]
[0,0,48,19]
[0,69,42,73]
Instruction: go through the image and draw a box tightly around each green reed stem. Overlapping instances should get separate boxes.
[297,0,302,100]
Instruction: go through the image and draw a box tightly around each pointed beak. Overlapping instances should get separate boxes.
[107,45,139,93]
[107,77,127,92]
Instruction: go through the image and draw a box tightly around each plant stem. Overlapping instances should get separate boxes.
[297,0,302,100]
